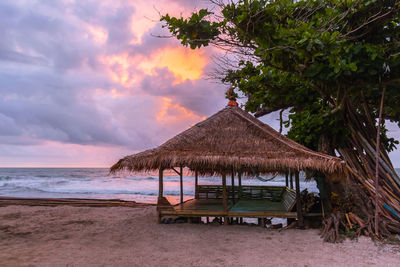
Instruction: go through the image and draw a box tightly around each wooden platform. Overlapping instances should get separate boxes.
[158,185,303,221]
[229,199,297,218]
[160,198,297,218]
[175,199,233,212]
[0,197,153,207]
[230,199,284,212]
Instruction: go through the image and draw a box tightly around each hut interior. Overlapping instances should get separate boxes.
[111,99,346,227]
[157,168,301,226]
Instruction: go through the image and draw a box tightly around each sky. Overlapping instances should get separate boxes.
[0,0,399,168]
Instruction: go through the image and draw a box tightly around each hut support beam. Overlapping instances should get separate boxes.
[231,167,235,204]
[171,166,184,204]
[171,166,183,204]
[180,166,183,204]
[290,172,294,189]
[238,171,242,199]
[171,167,181,176]
[295,171,304,228]
[285,171,289,187]
[222,173,228,225]
[157,167,163,224]
[238,170,243,224]
[158,168,164,199]
[195,170,199,199]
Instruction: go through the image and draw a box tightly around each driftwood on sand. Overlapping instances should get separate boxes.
[0,197,153,208]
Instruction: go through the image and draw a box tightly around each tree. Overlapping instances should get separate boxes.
[161,0,400,241]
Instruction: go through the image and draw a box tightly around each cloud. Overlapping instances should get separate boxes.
[0,48,49,66]
[139,47,208,83]
[141,68,225,115]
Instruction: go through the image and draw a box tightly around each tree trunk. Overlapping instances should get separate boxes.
[316,133,334,214]
[320,97,400,241]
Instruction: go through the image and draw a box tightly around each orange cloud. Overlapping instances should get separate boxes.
[100,46,207,88]
[156,97,206,123]
[100,53,138,88]
[140,47,207,84]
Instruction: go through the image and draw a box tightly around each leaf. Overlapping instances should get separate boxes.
[349,62,357,71]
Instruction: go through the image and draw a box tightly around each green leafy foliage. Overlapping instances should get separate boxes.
[161,9,221,49]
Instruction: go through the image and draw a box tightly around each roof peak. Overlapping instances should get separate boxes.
[227,99,238,108]
[226,85,238,108]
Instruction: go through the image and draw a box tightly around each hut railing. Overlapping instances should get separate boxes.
[197,185,285,201]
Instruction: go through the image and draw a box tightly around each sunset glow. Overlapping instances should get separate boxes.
[139,47,208,84]
[100,53,137,88]
[156,97,206,123]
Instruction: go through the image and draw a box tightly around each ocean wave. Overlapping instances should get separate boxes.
[121,176,193,182]
[0,182,194,196]
[0,183,51,194]
[68,174,94,178]
[0,176,13,181]
[125,176,158,181]
[36,174,52,178]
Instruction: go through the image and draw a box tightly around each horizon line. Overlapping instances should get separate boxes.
[0,166,399,169]
[0,166,110,168]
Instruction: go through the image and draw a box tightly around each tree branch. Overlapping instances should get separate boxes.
[254,105,290,117]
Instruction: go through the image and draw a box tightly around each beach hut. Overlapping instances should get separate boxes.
[111,99,346,227]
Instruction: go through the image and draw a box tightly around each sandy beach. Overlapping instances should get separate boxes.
[0,204,400,267]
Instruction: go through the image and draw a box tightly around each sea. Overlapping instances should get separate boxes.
[0,168,399,205]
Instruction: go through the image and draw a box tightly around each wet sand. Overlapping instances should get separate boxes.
[1,205,400,266]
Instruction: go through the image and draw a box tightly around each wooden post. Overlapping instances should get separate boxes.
[295,171,304,228]
[222,173,228,225]
[231,167,235,203]
[238,170,243,224]
[238,170,242,199]
[157,167,164,224]
[179,165,184,204]
[285,170,289,187]
[158,167,164,199]
[178,165,183,204]
[258,218,264,227]
[195,169,199,199]
[290,172,294,189]
[231,168,235,223]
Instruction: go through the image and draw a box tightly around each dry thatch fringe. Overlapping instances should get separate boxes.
[110,106,346,177]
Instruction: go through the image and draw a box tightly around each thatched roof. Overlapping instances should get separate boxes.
[110,106,345,176]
